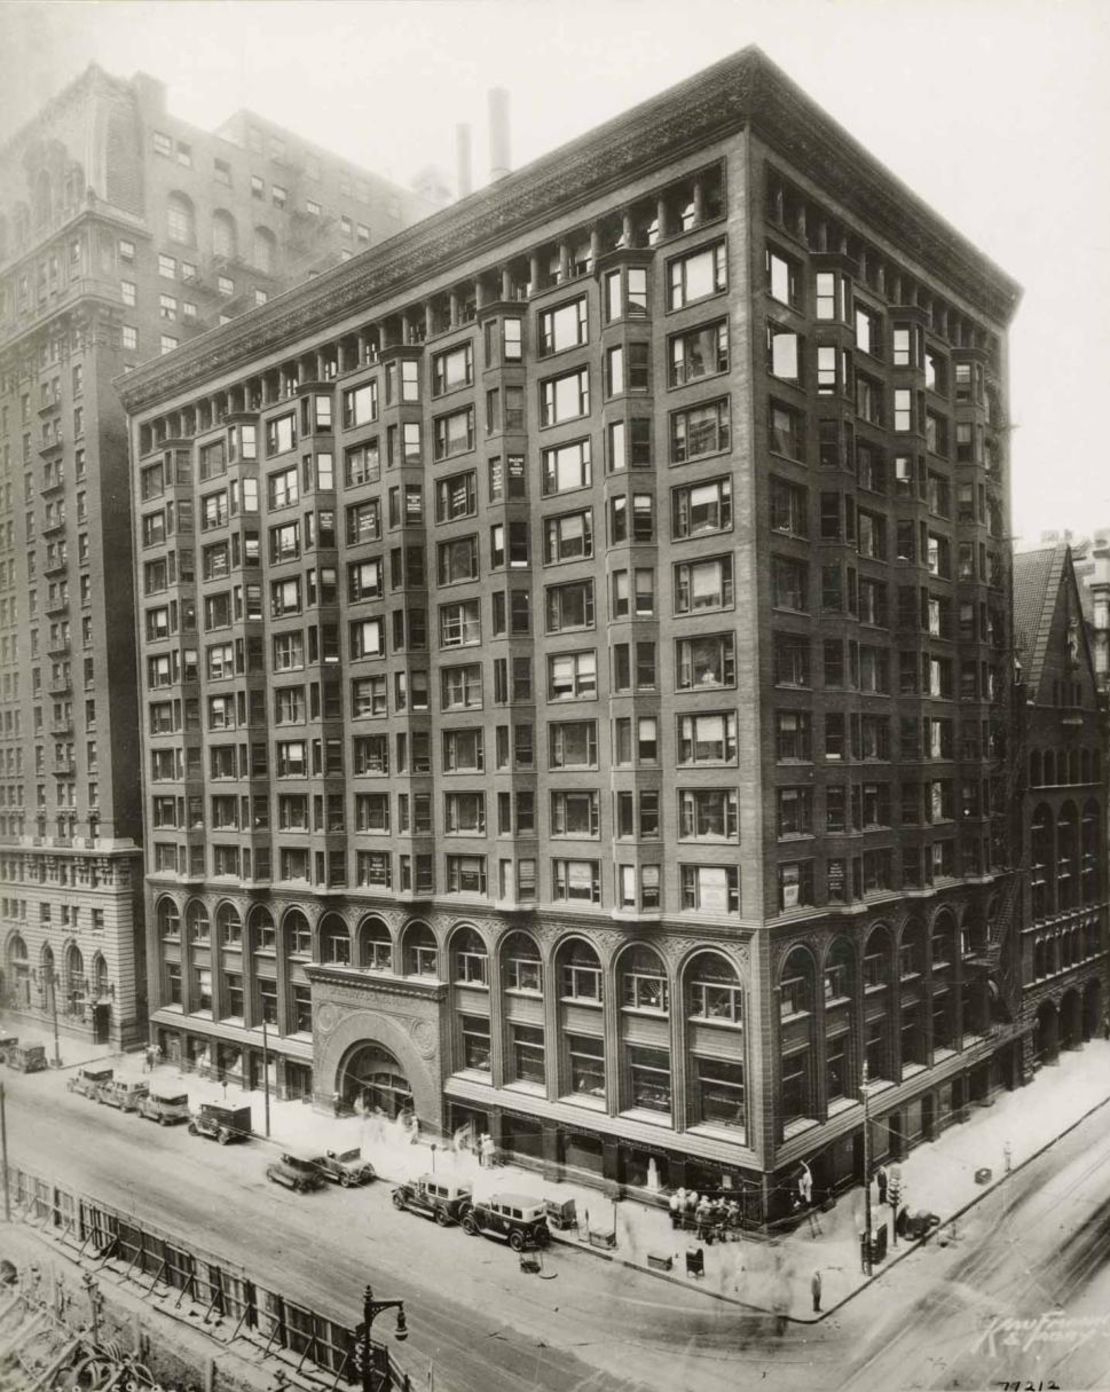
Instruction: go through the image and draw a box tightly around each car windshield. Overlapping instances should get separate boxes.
[153,1094,188,1105]
[336,1149,361,1163]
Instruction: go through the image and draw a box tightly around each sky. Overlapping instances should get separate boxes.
[2,0,1107,547]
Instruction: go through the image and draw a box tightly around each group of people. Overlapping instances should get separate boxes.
[668,1187,743,1242]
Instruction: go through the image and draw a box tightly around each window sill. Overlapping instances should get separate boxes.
[619,1107,673,1128]
[687,1121,746,1145]
[826,1096,857,1118]
[558,1092,606,1112]
[782,1116,819,1140]
[504,1080,546,1098]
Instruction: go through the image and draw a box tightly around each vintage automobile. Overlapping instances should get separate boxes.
[3,1043,48,1074]
[135,1091,191,1126]
[462,1192,551,1251]
[309,1147,376,1187]
[391,1174,472,1227]
[67,1065,114,1099]
[98,1079,150,1112]
[186,1102,252,1144]
[266,1152,327,1193]
[0,1034,19,1061]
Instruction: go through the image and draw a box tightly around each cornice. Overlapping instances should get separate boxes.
[117,45,1021,415]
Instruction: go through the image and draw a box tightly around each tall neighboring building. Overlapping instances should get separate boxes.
[118,46,1030,1222]
[0,64,434,1048]
[1012,544,1107,1061]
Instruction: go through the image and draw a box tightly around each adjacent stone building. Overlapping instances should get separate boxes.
[0,64,433,1047]
[117,46,1031,1221]
[1012,544,1108,1066]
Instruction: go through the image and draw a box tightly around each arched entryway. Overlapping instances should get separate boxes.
[1034,999,1059,1064]
[340,1041,414,1118]
[1083,977,1102,1042]
[1060,989,1083,1050]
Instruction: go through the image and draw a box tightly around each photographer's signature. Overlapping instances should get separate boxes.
[972,1310,1110,1358]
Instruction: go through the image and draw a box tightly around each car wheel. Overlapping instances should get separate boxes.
[434,1207,450,1227]
[217,1129,231,1145]
[339,1172,353,1188]
[187,1121,198,1136]
[391,1192,406,1211]
[509,1231,525,1253]
[158,1117,167,1126]
[462,1215,478,1236]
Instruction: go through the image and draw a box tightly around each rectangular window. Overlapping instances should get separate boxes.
[539,297,588,355]
[434,406,475,460]
[542,439,591,495]
[552,859,601,903]
[676,633,736,690]
[671,399,730,463]
[668,242,727,309]
[540,368,589,426]
[680,864,740,914]
[544,508,592,563]
[672,477,731,538]
[432,343,473,395]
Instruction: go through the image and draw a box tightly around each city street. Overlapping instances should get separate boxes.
[2,1057,1110,1390]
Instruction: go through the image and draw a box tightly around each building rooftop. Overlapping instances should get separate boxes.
[117,43,1022,415]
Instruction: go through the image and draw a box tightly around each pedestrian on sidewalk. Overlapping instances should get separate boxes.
[143,1046,153,1074]
[811,1269,822,1313]
[1003,1140,1012,1174]
[876,1163,888,1206]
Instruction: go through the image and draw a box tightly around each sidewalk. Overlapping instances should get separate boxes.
[22,1015,1110,1324]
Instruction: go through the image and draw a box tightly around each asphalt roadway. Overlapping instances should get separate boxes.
[3,1062,1110,1391]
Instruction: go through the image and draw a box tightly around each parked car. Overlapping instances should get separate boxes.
[98,1079,150,1112]
[4,1043,48,1074]
[187,1102,252,1145]
[0,1035,19,1063]
[391,1174,472,1227]
[462,1192,551,1251]
[67,1065,114,1099]
[310,1147,376,1187]
[266,1152,327,1193]
[135,1091,191,1126]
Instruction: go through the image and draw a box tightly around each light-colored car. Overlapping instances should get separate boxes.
[310,1147,376,1187]
[67,1065,114,1099]
[98,1079,150,1112]
[135,1090,190,1126]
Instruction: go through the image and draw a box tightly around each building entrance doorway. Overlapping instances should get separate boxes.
[342,1042,414,1118]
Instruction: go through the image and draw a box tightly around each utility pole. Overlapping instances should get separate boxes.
[0,1083,9,1223]
[261,1018,271,1139]
[48,968,61,1069]
[861,1060,872,1277]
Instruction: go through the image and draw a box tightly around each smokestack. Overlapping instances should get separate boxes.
[488,87,510,182]
[455,123,472,200]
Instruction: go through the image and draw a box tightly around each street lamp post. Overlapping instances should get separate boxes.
[861,1060,872,1278]
[358,1283,407,1392]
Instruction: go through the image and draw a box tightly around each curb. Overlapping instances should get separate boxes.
[545,1083,1110,1325]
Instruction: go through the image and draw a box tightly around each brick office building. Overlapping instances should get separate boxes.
[0,64,433,1047]
[118,47,1027,1220]
[1012,545,1108,1065]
